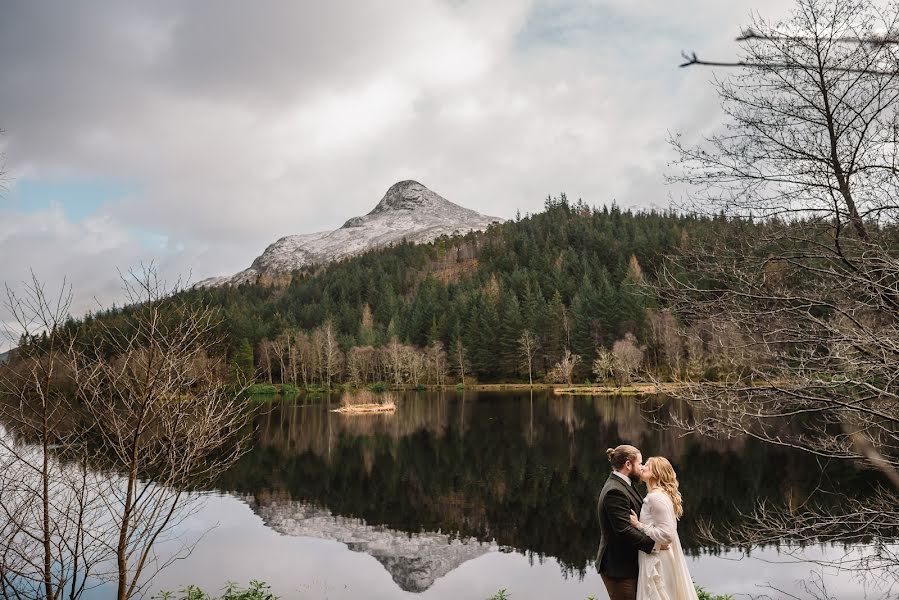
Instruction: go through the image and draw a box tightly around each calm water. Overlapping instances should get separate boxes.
[110,392,890,597]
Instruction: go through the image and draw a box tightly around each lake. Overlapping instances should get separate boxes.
[105,391,890,598]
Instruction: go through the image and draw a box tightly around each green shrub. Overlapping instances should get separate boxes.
[415,383,426,392]
[279,383,299,396]
[701,366,721,381]
[486,590,509,600]
[696,586,734,600]
[246,383,277,395]
[369,381,387,393]
[155,580,278,600]
[455,383,465,391]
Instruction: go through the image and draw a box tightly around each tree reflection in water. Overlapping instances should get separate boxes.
[218,390,875,575]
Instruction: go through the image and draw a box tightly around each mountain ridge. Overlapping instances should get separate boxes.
[198,181,501,287]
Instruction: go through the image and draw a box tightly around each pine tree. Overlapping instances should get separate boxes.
[498,289,524,377]
[231,338,255,383]
[358,303,376,346]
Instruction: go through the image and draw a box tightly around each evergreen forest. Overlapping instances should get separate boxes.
[45,196,749,386]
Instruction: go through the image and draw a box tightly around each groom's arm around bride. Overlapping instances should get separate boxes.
[596,445,658,600]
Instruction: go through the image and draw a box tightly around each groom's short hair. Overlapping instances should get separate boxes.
[606,444,640,470]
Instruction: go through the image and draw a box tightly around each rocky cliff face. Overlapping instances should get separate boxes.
[198,181,501,287]
[245,497,496,593]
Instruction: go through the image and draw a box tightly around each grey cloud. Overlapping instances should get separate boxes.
[0,0,800,322]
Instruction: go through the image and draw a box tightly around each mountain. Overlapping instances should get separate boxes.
[198,181,502,287]
[0,349,9,365]
[245,496,495,593]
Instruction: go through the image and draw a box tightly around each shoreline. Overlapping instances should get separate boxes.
[252,382,694,397]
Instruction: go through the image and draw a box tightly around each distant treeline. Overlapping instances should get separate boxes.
[30,196,755,385]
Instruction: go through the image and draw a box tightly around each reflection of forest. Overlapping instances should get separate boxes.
[218,391,872,573]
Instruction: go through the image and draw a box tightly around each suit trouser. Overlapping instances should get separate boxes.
[600,574,637,600]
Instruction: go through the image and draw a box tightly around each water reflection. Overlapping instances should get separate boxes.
[248,491,495,592]
[219,390,874,581]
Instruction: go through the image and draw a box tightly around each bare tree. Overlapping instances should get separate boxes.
[647,309,682,377]
[518,329,539,387]
[611,334,643,386]
[404,345,426,387]
[346,346,367,386]
[591,347,615,384]
[0,274,106,600]
[258,338,275,384]
[386,336,404,387]
[294,331,311,387]
[270,333,291,383]
[69,269,250,600]
[547,349,581,385]
[683,328,705,380]
[661,0,899,583]
[0,269,251,600]
[427,341,447,386]
[451,337,468,386]
[320,320,342,389]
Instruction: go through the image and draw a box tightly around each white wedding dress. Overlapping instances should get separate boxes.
[636,491,699,600]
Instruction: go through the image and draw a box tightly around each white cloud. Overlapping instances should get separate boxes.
[0,0,801,346]
[0,205,246,351]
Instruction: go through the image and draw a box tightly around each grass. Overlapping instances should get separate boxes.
[486,586,731,600]
[155,581,729,600]
[155,581,277,600]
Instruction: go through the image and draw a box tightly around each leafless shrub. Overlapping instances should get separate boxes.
[0,269,252,599]
[548,349,581,384]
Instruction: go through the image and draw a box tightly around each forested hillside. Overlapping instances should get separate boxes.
[50,196,744,385]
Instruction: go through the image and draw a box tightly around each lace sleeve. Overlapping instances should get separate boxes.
[639,492,675,544]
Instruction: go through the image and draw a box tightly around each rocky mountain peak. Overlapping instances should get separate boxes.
[196,181,502,288]
[369,180,442,215]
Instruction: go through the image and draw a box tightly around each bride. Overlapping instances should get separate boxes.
[628,456,699,600]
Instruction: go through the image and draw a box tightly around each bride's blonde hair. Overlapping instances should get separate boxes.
[645,456,683,519]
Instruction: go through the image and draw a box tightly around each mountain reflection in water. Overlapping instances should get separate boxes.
[248,493,495,592]
[217,390,872,585]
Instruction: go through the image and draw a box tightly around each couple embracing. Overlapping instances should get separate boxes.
[597,444,699,600]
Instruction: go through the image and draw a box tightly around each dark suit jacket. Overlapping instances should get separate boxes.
[596,472,656,579]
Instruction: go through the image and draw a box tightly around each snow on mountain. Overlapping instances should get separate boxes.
[245,496,496,593]
[197,181,502,287]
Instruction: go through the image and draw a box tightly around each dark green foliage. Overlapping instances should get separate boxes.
[231,339,255,383]
[246,384,277,395]
[60,199,737,383]
[279,383,300,397]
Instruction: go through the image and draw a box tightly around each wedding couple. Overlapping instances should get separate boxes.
[596,444,699,600]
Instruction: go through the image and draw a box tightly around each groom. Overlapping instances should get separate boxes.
[596,444,665,600]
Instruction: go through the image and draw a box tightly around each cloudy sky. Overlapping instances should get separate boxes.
[0,0,790,350]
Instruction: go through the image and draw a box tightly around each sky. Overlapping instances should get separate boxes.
[0,0,791,351]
